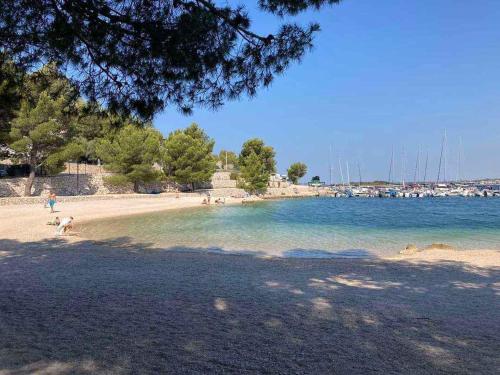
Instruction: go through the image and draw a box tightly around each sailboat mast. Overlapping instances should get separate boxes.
[388,146,394,183]
[329,144,333,186]
[437,131,445,183]
[346,161,351,187]
[423,151,428,183]
[357,162,362,187]
[443,129,447,182]
[338,158,345,186]
[413,147,420,184]
[401,146,406,188]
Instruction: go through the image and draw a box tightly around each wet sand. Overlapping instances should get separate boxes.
[0,196,499,374]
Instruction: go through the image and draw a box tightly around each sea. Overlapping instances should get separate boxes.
[81,197,500,258]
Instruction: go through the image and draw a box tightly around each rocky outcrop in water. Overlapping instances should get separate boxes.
[400,244,418,255]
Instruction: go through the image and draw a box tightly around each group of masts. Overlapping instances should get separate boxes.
[328,130,464,186]
[329,145,363,188]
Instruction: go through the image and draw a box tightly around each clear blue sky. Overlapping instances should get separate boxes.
[154,0,500,182]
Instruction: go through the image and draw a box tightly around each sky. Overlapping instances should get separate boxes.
[154,0,500,183]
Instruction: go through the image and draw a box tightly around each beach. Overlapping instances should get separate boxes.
[0,194,244,242]
[1,195,499,374]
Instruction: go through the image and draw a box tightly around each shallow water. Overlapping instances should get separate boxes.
[81,197,500,258]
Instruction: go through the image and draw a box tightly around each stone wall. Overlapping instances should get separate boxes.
[0,172,237,197]
[0,174,130,197]
[210,171,237,189]
[135,180,181,194]
[0,174,182,197]
[264,184,317,198]
[0,165,240,197]
[62,162,105,175]
[268,174,290,189]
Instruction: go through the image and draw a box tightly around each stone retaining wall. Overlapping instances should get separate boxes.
[0,166,239,197]
[211,171,237,189]
[264,185,317,198]
[0,168,308,200]
[0,174,130,197]
[0,174,181,198]
[62,162,104,175]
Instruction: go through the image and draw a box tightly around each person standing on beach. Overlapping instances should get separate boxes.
[47,191,57,213]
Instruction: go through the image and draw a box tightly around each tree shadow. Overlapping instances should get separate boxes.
[0,237,498,374]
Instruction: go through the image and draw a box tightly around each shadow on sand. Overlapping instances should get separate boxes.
[0,237,499,374]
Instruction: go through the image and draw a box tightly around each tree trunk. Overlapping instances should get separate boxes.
[24,166,35,196]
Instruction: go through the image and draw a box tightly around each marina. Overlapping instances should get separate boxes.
[326,181,500,198]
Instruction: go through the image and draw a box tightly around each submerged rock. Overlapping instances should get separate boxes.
[400,244,418,255]
[426,243,455,250]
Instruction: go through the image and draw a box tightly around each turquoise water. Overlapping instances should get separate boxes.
[81,197,500,258]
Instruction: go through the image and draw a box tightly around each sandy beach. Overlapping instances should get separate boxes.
[0,194,244,243]
[1,195,499,374]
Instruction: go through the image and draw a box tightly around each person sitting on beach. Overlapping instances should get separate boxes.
[202,198,207,205]
[47,217,60,226]
[56,216,74,236]
[47,191,57,213]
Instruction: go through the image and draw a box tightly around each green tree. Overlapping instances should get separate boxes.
[9,64,78,196]
[239,138,276,174]
[162,123,216,191]
[96,125,163,191]
[1,1,341,118]
[287,162,307,184]
[71,101,148,163]
[238,152,269,194]
[217,150,239,170]
[0,53,23,147]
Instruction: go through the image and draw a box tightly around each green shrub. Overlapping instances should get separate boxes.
[103,174,131,187]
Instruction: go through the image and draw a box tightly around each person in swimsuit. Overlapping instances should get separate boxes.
[48,191,57,213]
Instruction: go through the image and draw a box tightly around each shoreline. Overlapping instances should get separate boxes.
[0,193,498,267]
[0,193,244,243]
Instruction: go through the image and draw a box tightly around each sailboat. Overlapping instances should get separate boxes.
[435,129,448,196]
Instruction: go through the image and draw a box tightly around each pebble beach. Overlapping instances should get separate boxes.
[0,194,499,374]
